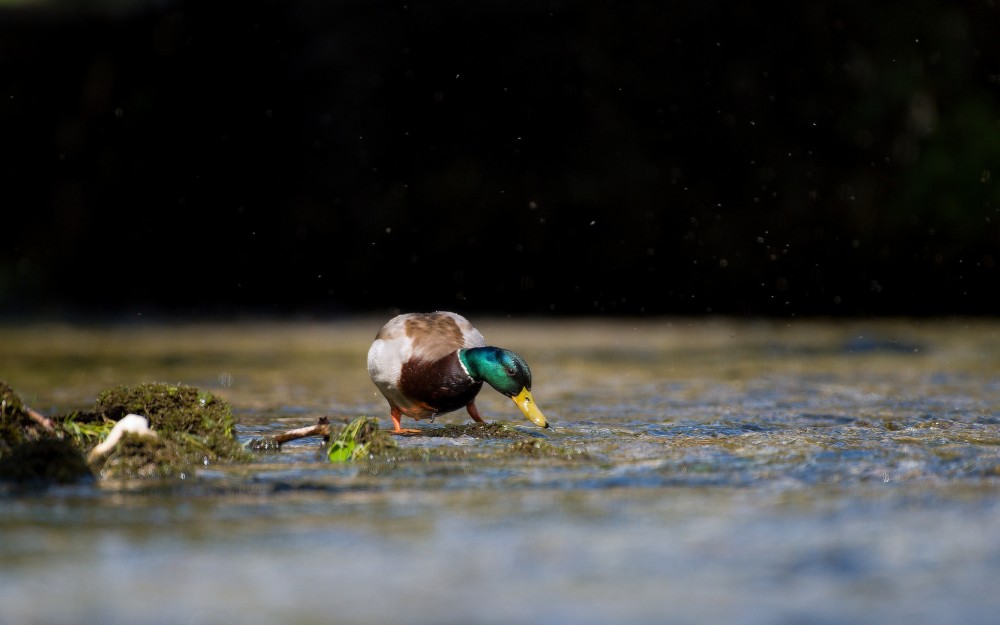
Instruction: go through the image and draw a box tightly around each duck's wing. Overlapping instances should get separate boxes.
[387,311,485,362]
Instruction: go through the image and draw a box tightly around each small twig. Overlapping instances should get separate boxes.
[246,417,338,452]
[272,416,332,445]
[25,405,56,433]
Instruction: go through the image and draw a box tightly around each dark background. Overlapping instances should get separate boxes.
[3,0,999,318]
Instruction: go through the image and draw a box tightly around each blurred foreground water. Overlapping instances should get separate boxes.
[1,318,999,625]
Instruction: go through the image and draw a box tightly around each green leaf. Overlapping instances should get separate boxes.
[327,416,381,463]
[327,438,356,463]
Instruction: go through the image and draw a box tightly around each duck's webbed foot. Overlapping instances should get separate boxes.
[390,405,423,436]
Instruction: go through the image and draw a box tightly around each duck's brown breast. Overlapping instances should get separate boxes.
[399,352,483,415]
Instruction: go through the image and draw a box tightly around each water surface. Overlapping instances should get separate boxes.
[2,318,999,624]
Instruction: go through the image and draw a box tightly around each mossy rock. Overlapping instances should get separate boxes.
[0,381,89,485]
[91,383,249,477]
[95,382,232,436]
[97,432,182,479]
[1,381,37,449]
[0,437,93,485]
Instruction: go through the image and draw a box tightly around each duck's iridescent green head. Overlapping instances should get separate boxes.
[459,347,549,428]
[460,347,531,396]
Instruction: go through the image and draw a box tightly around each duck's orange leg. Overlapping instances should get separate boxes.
[390,405,423,436]
[466,402,486,424]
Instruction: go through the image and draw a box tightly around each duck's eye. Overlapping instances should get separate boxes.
[505,366,517,376]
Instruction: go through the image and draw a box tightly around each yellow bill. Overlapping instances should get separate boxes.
[512,387,549,428]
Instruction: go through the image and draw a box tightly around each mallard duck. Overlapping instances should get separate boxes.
[367,311,549,434]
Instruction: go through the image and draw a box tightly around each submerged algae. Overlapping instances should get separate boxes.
[500,439,588,460]
[415,421,530,440]
[318,419,592,472]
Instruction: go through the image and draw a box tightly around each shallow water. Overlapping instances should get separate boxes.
[2,318,1000,624]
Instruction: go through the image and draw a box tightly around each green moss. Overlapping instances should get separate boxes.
[90,382,250,478]
[95,383,233,438]
[95,383,244,459]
